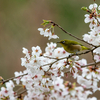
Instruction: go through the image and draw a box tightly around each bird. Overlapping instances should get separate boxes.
[57,39,90,53]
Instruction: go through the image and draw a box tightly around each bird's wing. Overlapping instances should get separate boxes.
[71,41,83,46]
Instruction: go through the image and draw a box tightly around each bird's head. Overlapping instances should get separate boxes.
[57,40,68,45]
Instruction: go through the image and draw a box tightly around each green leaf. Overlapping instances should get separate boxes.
[41,20,50,27]
[81,7,88,11]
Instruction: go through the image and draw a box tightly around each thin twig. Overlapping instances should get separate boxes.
[1,73,28,84]
[81,61,100,67]
[43,55,57,59]
[63,61,100,74]
[87,10,100,25]
[15,89,27,97]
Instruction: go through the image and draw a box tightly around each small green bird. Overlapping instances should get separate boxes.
[57,39,90,53]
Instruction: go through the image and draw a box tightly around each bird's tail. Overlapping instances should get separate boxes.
[81,46,90,50]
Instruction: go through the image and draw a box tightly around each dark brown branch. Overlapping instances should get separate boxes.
[42,46,99,70]
[50,21,96,47]
[1,73,28,84]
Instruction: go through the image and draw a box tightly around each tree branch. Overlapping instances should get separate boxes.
[0,73,28,84]
[81,61,100,68]
[50,21,96,47]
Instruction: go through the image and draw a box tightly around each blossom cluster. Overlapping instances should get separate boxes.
[0,3,100,100]
[83,3,100,53]
[38,28,59,40]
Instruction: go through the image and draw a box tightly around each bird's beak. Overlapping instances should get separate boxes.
[57,41,61,43]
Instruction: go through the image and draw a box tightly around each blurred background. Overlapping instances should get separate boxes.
[0,0,100,98]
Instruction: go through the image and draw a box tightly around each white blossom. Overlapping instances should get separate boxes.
[38,28,59,40]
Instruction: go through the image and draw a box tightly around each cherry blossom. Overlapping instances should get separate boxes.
[38,28,59,40]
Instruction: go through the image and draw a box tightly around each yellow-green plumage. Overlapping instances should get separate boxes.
[57,39,90,53]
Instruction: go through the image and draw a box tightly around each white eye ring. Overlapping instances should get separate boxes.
[62,41,65,44]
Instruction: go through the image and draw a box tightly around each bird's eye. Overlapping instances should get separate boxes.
[62,41,65,44]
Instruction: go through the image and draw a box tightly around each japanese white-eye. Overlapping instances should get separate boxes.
[57,39,90,53]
